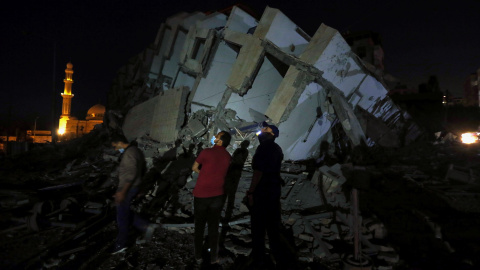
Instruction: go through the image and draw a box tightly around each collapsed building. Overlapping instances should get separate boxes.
[107,5,420,160]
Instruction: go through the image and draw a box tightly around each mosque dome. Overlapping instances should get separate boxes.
[66,62,73,69]
[86,104,106,120]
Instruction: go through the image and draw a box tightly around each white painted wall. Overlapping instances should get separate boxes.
[356,75,388,112]
[191,42,237,112]
[173,71,196,90]
[225,7,257,33]
[197,13,228,29]
[313,32,389,115]
[265,12,309,57]
[162,29,187,80]
[276,83,331,160]
[225,56,283,122]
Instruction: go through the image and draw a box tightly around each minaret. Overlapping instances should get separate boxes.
[58,62,74,135]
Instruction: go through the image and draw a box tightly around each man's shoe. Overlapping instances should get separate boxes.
[111,246,127,255]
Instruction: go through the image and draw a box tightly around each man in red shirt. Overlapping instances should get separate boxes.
[192,131,232,266]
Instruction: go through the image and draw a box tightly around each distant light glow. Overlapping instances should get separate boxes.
[58,117,69,135]
[461,132,478,144]
[256,131,261,136]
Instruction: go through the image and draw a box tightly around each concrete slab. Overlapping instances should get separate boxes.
[225,6,257,33]
[254,7,310,57]
[150,86,189,143]
[123,96,159,141]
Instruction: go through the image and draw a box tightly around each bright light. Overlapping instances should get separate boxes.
[256,131,261,136]
[58,128,65,135]
[461,132,478,144]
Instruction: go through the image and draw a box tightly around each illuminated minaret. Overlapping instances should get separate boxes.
[58,62,74,135]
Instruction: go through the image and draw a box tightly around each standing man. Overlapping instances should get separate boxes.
[111,134,157,254]
[223,140,250,224]
[192,131,232,265]
[247,122,291,268]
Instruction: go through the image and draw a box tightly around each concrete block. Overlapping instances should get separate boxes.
[233,245,252,256]
[123,96,159,141]
[239,203,249,213]
[298,233,314,242]
[294,238,304,247]
[380,245,395,252]
[373,224,387,239]
[321,226,332,234]
[225,36,264,94]
[377,251,399,264]
[238,234,252,243]
[311,169,321,186]
[230,224,243,230]
[285,213,301,226]
[298,253,314,262]
[292,219,304,237]
[225,6,257,33]
[445,164,472,183]
[282,179,324,211]
[150,86,189,143]
[319,164,346,193]
[313,244,329,259]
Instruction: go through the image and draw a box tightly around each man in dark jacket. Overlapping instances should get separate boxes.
[111,134,157,254]
[247,122,290,268]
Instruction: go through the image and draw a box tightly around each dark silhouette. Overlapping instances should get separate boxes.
[223,140,250,225]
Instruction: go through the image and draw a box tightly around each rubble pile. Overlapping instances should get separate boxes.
[1,126,480,269]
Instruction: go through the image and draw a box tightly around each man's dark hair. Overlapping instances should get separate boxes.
[110,134,128,144]
[219,131,231,147]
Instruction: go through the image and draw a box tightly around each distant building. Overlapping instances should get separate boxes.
[445,96,464,106]
[0,136,17,142]
[64,104,105,139]
[388,88,418,95]
[463,68,480,107]
[59,62,75,135]
[343,31,384,72]
[57,62,104,140]
[26,130,52,143]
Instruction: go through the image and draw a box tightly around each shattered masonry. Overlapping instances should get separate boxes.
[108,6,421,161]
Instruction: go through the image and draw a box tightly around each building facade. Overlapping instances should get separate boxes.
[464,69,480,107]
[63,104,105,139]
[343,31,385,72]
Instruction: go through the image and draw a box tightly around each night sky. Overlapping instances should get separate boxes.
[1,0,479,131]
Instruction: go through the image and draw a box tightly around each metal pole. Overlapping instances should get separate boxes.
[33,117,39,142]
[51,42,56,143]
[352,188,360,261]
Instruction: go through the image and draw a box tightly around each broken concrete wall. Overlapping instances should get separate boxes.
[123,95,159,141]
[109,5,421,161]
[123,86,189,143]
[150,86,189,143]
